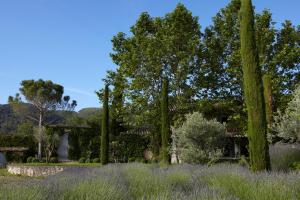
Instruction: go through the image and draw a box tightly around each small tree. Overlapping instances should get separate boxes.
[101,84,109,165]
[272,85,300,142]
[161,77,171,164]
[9,79,76,159]
[174,112,225,164]
[34,127,60,163]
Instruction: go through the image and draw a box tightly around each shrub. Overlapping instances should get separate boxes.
[92,158,100,163]
[110,133,150,163]
[31,157,39,163]
[238,156,250,168]
[174,112,226,164]
[271,85,300,143]
[0,134,36,162]
[290,162,300,170]
[85,158,91,163]
[49,157,58,163]
[26,157,33,163]
[78,157,86,163]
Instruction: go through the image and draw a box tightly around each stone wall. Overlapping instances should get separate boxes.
[7,165,66,177]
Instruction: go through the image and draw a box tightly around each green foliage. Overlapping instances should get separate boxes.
[26,156,33,163]
[67,113,102,161]
[77,107,101,119]
[290,162,300,170]
[78,157,86,163]
[17,121,34,135]
[174,112,226,164]
[49,157,58,163]
[238,156,250,168]
[0,104,21,133]
[110,133,150,163]
[110,4,201,154]
[239,0,270,171]
[101,84,109,165]
[85,158,91,163]
[0,134,36,162]
[272,85,300,142]
[92,158,100,163]
[68,129,81,160]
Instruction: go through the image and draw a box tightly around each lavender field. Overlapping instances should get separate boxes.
[1,163,299,200]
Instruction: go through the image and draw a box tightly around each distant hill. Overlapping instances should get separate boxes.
[0,104,20,133]
[0,104,101,134]
[78,107,101,118]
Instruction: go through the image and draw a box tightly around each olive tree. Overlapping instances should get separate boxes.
[174,112,226,164]
[272,85,300,143]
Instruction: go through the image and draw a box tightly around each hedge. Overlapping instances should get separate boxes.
[0,134,36,162]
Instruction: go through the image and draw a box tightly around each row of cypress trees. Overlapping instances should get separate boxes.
[101,0,272,170]
[100,77,172,165]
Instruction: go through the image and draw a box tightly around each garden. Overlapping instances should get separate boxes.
[0,0,299,199]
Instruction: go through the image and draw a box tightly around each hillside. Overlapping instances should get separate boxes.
[0,104,101,134]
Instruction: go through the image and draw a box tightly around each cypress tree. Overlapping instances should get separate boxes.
[263,74,273,127]
[161,77,171,164]
[101,84,109,165]
[239,0,270,171]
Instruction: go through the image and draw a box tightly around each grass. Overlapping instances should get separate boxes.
[0,163,299,200]
[0,168,10,176]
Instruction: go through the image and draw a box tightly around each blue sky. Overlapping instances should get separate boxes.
[0,0,299,110]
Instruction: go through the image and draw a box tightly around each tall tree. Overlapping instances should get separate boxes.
[101,84,109,165]
[110,4,201,156]
[9,79,76,159]
[161,77,170,164]
[263,74,273,127]
[239,0,270,171]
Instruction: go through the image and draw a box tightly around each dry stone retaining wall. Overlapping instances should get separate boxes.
[7,165,66,177]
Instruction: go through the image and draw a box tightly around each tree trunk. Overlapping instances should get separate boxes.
[161,77,171,164]
[38,113,42,160]
[101,85,109,165]
[239,0,270,171]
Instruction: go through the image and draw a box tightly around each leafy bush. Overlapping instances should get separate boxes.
[92,158,100,163]
[0,134,36,162]
[290,162,300,170]
[110,133,150,163]
[85,158,91,163]
[174,112,226,164]
[26,157,33,163]
[49,157,58,163]
[238,156,250,168]
[271,85,300,142]
[32,157,39,163]
[78,157,86,163]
